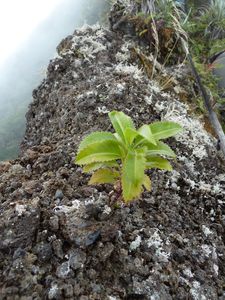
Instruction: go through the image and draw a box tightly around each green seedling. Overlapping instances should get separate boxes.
[75,111,182,203]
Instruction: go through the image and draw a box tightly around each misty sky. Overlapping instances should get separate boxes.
[0,0,109,160]
[0,0,64,67]
[0,0,86,116]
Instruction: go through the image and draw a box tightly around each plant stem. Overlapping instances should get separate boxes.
[187,51,225,157]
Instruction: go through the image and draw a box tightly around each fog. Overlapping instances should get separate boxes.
[0,0,110,161]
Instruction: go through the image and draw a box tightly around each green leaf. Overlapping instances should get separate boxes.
[113,133,127,158]
[75,111,181,204]
[109,111,135,144]
[76,140,122,165]
[89,168,120,185]
[149,121,183,140]
[146,156,173,171]
[114,133,123,144]
[146,141,176,157]
[143,175,151,191]
[83,161,119,173]
[138,124,157,145]
[132,135,146,148]
[139,29,148,36]
[124,128,139,145]
[78,131,117,152]
[122,149,146,202]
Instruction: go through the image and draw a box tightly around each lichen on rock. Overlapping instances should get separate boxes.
[0,1,225,299]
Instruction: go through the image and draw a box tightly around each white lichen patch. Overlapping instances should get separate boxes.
[115,51,129,63]
[182,268,194,278]
[190,281,206,300]
[185,178,196,189]
[201,244,212,258]
[198,181,212,193]
[108,296,118,300]
[147,230,170,262]
[175,175,224,196]
[15,204,26,216]
[98,106,110,114]
[130,235,142,251]
[178,155,198,175]
[116,83,126,93]
[212,183,224,195]
[71,199,81,208]
[213,264,219,276]
[147,231,163,248]
[202,225,213,237]
[76,23,101,34]
[71,27,107,60]
[78,37,107,58]
[145,80,215,160]
[174,85,184,94]
[149,293,162,300]
[53,199,81,213]
[155,247,170,262]
[162,101,214,160]
[145,94,153,105]
[166,170,181,190]
[148,81,161,94]
[72,71,79,79]
[115,42,133,63]
[48,284,59,300]
[103,205,112,215]
[114,63,143,80]
[155,100,168,113]
[84,196,95,205]
[212,246,219,276]
[216,173,225,182]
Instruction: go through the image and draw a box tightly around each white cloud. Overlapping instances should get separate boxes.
[0,0,63,64]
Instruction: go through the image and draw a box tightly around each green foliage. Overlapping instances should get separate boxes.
[135,0,175,23]
[131,0,185,66]
[202,0,225,40]
[185,0,225,57]
[209,38,225,57]
[193,58,220,112]
[183,0,225,119]
[155,0,177,26]
[75,111,182,203]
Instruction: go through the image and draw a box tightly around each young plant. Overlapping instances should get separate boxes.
[75,111,182,203]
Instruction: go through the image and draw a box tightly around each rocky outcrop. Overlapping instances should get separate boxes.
[0,6,225,300]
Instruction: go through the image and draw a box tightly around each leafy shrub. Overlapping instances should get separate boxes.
[182,0,225,121]
[75,111,182,203]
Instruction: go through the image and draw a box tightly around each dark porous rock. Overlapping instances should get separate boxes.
[0,2,225,299]
[100,223,120,242]
[57,202,101,248]
[172,249,187,264]
[0,161,11,173]
[69,249,86,270]
[0,198,40,251]
[52,239,64,259]
[22,180,42,195]
[55,189,64,200]
[13,247,26,260]
[56,261,74,279]
[62,283,74,298]
[98,242,115,262]
[35,242,53,262]
[49,215,59,231]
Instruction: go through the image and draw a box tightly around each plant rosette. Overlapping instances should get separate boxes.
[75,111,182,203]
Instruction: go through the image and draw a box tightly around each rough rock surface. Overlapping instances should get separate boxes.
[1,6,225,300]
